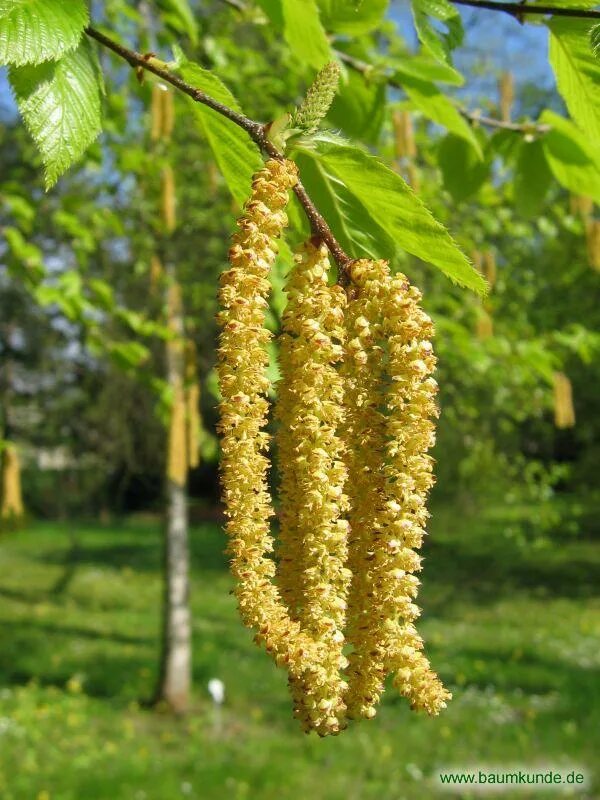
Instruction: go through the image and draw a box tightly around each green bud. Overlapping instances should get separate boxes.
[292,62,341,135]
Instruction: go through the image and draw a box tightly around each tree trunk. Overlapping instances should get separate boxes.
[158,475,191,712]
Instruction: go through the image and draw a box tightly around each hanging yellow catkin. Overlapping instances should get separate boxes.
[570,195,594,219]
[476,308,494,340]
[1,444,24,520]
[184,341,201,470]
[217,159,330,718]
[276,240,351,735]
[162,166,177,234]
[162,89,174,141]
[553,372,576,429]
[498,71,514,123]
[150,84,164,142]
[166,282,188,487]
[343,260,450,719]
[585,219,600,271]
[149,254,164,291]
[393,110,417,159]
[483,250,497,289]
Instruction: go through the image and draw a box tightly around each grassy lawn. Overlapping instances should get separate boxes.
[0,507,598,799]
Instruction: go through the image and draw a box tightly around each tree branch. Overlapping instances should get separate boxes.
[84,25,352,272]
[335,49,550,135]
[450,0,600,19]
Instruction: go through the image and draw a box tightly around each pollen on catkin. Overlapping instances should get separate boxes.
[343,260,450,719]
[216,159,325,700]
[276,240,351,735]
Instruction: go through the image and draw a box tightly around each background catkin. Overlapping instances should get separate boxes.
[184,341,201,471]
[553,371,576,429]
[342,260,450,719]
[1,444,24,520]
[276,240,350,735]
[216,159,324,695]
[166,282,188,487]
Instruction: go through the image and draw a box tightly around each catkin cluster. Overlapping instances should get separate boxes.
[217,158,450,735]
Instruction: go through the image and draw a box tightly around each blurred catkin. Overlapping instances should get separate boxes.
[1,444,24,520]
[553,371,576,429]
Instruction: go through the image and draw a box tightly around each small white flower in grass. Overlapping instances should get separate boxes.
[208,678,225,705]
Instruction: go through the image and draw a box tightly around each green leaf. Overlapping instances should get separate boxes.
[318,0,388,34]
[514,139,552,218]
[411,0,463,66]
[9,39,104,188]
[399,74,482,156]
[158,0,198,44]
[591,23,600,59]
[327,70,386,144]
[438,133,490,202]
[315,141,486,293]
[0,0,88,66]
[388,53,464,86]
[294,149,397,260]
[177,56,262,205]
[282,0,330,69]
[540,110,600,203]
[548,18,600,143]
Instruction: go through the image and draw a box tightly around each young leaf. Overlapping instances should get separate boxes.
[548,18,600,143]
[591,23,600,59]
[411,0,463,66]
[315,141,486,293]
[399,74,482,156]
[177,57,262,205]
[514,139,552,218]
[9,39,104,188]
[540,110,600,203]
[0,0,88,66]
[438,133,489,202]
[282,0,330,69]
[388,53,464,86]
[158,0,199,44]
[317,0,388,34]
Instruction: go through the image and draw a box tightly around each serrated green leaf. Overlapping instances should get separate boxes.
[388,53,464,86]
[411,0,463,66]
[514,139,552,218]
[399,74,482,156]
[540,109,600,203]
[294,150,397,260]
[0,0,88,66]
[327,70,386,144]
[282,0,330,69]
[315,141,486,293]
[177,58,262,205]
[548,18,600,143]
[9,39,103,188]
[318,0,388,34]
[591,23,600,58]
[438,133,490,201]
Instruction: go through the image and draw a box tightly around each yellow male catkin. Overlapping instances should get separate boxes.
[483,250,497,289]
[162,166,177,234]
[151,84,163,142]
[585,219,600,271]
[498,71,514,122]
[217,160,327,710]
[553,371,576,429]
[184,341,201,470]
[343,260,450,719]
[166,282,188,487]
[276,240,350,735]
[1,444,24,520]
[393,110,417,159]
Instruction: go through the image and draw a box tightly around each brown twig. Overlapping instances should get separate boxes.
[85,26,352,273]
[335,49,550,135]
[450,0,600,19]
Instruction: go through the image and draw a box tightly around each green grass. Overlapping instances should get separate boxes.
[0,507,598,799]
